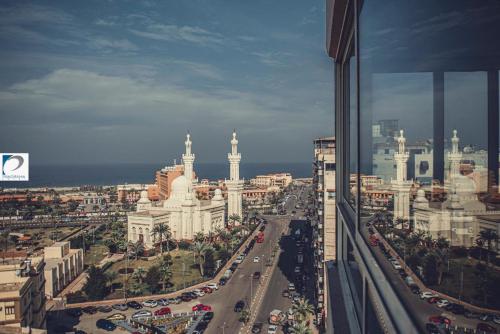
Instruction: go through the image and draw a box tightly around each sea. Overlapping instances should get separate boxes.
[0,162,311,189]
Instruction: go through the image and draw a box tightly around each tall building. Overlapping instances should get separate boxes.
[44,242,84,298]
[326,0,499,333]
[312,136,336,326]
[0,257,46,330]
[226,131,243,222]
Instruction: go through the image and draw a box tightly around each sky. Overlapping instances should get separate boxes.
[0,0,333,165]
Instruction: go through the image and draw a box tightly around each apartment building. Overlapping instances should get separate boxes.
[44,242,84,298]
[311,137,336,327]
[0,257,46,330]
[326,0,500,333]
[250,173,292,189]
[156,164,184,200]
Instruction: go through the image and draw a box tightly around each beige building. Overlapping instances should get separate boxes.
[312,136,336,324]
[44,242,84,298]
[0,257,46,330]
[250,173,292,189]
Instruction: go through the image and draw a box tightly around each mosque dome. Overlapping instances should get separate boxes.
[213,188,223,201]
[172,175,189,195]
[137,190,150,204]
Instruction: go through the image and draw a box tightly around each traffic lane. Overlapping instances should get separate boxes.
[204,218,284,334]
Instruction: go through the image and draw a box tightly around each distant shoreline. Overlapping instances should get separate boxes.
[0,162,311,189]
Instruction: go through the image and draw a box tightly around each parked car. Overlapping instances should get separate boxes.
[427,297,440,304]
[127,301,143,309]
[420,291,438,300]
[410,285,420,295]
[106,313,126,321]
[201,286,213,294]
[207,283,218,290]
[112,303,128,311]
[82,306,98,314]
[157,298,169,306]
[154,307,171,316]
[192,303,212,312]
[493,316,500,325]
[96,319,116,331]
[477,323,497,333]
[436,299,450,308]
[425,323,440,334]
[288,283,295,291]
[181,295,192,302]
[203,312,214,321]
[235,255,244,264]
[252,323,264,333]
[66,308,82,317]
[391,260,402,270]
[447,303,465,315]
[234,300,245,312]
[169,297,181,304]
[480,314,494,322]
[428,315,451,325]
[193,289,205,297]
[132,310,152,319]
[142,300,158,308]
[282,289,290,298]
[97,305,113,313]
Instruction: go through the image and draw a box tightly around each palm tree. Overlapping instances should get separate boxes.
[151,223,172,255]
[128,241,144,260]
[477,229,498,266]
[106,271,118,292]
[228,214,241,227]
[191,242,213,277]
[194,232,205,243]
[289,321,312,334]
[132,267,146,284]
[159,266,172,291]
[292,298,314,322]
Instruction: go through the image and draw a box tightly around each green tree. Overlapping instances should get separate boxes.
[193,232,205,243]
[292,298,314,322]
[106,271,118,293]
[238,309,250,323]
[159,265,173,291]
[476,229,498,267]
[128,241,144,260]
[228,214,241,227]
[290,321,312,334]
[151,223,172,255]
[145,266,161,293]
[132,267,147,284]
[83,266,108,300]
[423,253,439,285]
[191,242,213,277]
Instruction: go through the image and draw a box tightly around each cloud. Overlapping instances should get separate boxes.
[94,18,116,27]
[130,24,223,45]
[251,51,292,67]
[0,4,73,25]
[87,38,138,51]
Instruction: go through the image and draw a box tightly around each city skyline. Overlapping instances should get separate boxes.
[0,0,333,165]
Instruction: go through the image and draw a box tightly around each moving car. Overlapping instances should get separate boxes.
[253,271,261,279]
[253,256,260,263]
[96,319,116,331]
[252,323,264,333]
[268,324,278,334]
[154,307,171,316]
[234,300,245,312]
[131,310,152,319]
[142,300,158,308]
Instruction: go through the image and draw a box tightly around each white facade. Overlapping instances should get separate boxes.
[391,130,412,221]
[127,134,226,247]
[226,131,243,223]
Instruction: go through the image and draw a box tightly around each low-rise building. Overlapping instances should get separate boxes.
[0,257,46,330]
[250,173,292,189]
[43,242,84,298]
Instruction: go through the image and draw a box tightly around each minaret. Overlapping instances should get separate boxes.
[226,130,243,225]
[182,132,195,186]
[448,129,462,180]
[392,130,412,223]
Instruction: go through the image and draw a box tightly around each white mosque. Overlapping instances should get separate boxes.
[127,131,243,248]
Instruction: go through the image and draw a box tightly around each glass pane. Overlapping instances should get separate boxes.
[345,50,358,209]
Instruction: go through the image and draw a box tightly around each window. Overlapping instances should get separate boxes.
[5,306,15,315]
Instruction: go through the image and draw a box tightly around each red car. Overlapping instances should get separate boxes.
[201,286,213,294]
[427,297,439,304]
[428,315,451,325]
[477,323,497,333]
[192,304,212,312]
[154,307,171,316]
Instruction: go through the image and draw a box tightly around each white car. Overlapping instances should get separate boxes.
[391,260,402,270]
[268,325,278,334]
[193,289,205,297]
[142,300,158,308]
[436,299,450,308]
[288,283,295,291]
[235,255,244,264]
[294,266,301,274]
[253,257,260,263]
[420,291,438,300]
[132,310,152,319]
[207,283,218,290]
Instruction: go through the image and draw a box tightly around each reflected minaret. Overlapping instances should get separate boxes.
[392,130,412,222]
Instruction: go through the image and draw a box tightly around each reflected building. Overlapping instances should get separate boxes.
[326,0,500,333]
